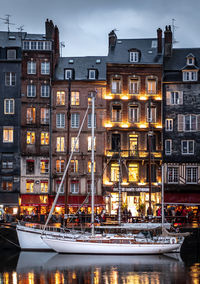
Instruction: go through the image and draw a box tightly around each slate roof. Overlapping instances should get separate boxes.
[23,33,47,40]
[107,38,163,64]
[55,56,107,81]
[0,31,24,47]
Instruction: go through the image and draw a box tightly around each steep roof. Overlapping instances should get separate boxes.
[108,38,163,64]
[0,31,24,47]
[55,56,107,80]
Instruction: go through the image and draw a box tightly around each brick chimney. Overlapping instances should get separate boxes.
[164,25,172,57]
[157,28,162,54]
[109,30,117,50]
[45,19,54,40]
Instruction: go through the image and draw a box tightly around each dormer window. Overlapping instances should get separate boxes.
[89,69,96,80]
[130,51,139,63]
[65,69,73,80]
[183,71,198,82]
[186,54,195,65]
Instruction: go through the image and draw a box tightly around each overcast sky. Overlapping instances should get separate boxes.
[1,0,200,57]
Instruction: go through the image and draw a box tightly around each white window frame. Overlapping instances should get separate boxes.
[4,99,14,114]
[88,136,96,151]
[26,131,35,145]
[147,78,157,94]
[3,127,13,143]
[129,51,139,62]
[56,91,65,105]
[167,167,179,183]
[41,62,50,75]
[165,119,173,131]
[165,139,172,155]
[56,137,65,152]
[41,132,49,145]
[71,91,80,106]
[181,140,194,155]
[27,85,36,97]
[40,160,49,174]
[71,113,80,128]
[186,167,198,184]
[40,181,48,193]
[71,137,79,152]
[56,159,65,173]
[40,108,49,124]
[56,181,64,193]
[70,182,79,194]
[88,113,96,128]
[56,113,65,128]
[27,61,36,74]
[129,78,139,94]
[111,78,121,94]
[41,85,50,97]
[129,105,139,122]
[5,72,16,86]
[184,115,197,131]
[146,106,156,123]
[183,71,198,82]
[89,69,96,79]
[7,49,16,60]
[65,69,72,80]
[71,159,79,173]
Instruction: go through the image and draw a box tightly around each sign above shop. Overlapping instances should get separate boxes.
[113,187,149,192]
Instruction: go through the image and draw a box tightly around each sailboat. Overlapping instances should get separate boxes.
[41,93,184,254]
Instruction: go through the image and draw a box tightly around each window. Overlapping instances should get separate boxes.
[165,119,173,131]
[186,167,198,183]
[165,139,172,155]
[129,78,139,94]
[41,85,50,97]
[23,41,52,50]
[146,105,156,123]
[88,161,96,173]
[129,135,138,156]
[147,78,157,94]
[5,72,16,86]
[71,160,78,173]
[26,160,35,174]
[187,56,194,65]
[27,132,35,144]
[183,71,198,81]
[65,69,72,80]
[26,180,34,193]
[41,132,49,145]
[1,181,13,191]
[111,163,119,182]
[40,108,49,124]
[185,115,197,131]
[128,163,139,182]
[111,104,122,122]
[88,136,96,151]
[56,137,65,152]
[168,167,178,183]
[40,160,49,174]
[129,105,139,122]
[146,164,156,182]
[56,91,65,105]
[2,161,13,169]
[87,181,97,194]
[71,92,80,106]
[41,62,50,74]
[56,113,65,128]
[111,78,121,94]
[70,181,79,194]
[147,135,156,152]
[71,113,80,128]
[89,69,96,79]
[27,62,36,74]
[27,84,36,97]
[41,181,48,193]
[166,91,183,105]
[129,51,139,62]
[3,127,13,143]
[181,140,194,154]
[71,137,79,152]
[112,134,121,151]
[88,113,96,128]
[27,108,36,124]
[7,49,16,60]
[56,160,65,173]
[56,181,64,193]
[4,99,14,114]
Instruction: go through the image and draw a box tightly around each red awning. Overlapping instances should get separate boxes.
[49,195,105,207]
[21,194,48,206]
[164,192,200,205]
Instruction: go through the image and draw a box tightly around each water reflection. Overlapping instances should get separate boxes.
[0,250,199,284]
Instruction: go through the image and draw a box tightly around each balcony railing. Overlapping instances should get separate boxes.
[106,149,162,159]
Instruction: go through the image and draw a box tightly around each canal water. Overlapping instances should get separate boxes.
[0,250,200,284]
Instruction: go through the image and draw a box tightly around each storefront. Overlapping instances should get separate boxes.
[20,194,48,215]
[0,193,19,216]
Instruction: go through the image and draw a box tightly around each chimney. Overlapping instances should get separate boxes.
[54,25,60,56]
[157,28,162,54]
[164,25,172,57]
[109,30,117,50]
[45,19,54,40]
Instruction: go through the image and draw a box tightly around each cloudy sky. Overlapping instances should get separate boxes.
[1,0,200,57]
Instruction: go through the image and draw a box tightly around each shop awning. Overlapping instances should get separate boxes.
[49,195,105,207]
[164,192,200,205]
[21,194,48,206]
[0,193,19,206]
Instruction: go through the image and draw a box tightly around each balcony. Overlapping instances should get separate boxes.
[105,149,162,160]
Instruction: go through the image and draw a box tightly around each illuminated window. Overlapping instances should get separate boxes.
[40,160,49,174]
[3,127,13,143]
[70,181,79,194]
[27,84,36,97]
[128,163,139,182]
[56,113,65,128]
[129,135,138,155]
[40,108,49,124]
[41,62,50,74]
[111,104,122,122]
[88,136,96,151]
[26,160,35,174]
[5,72,16,86]
[56,91,65,105]
[27,61,36,74]
[26,108,36,124]
[129,77,139,94]
[56,137,65,152]
[71,159,78,172]
[26,180,34,193]
[111,163,119,182]
[111,78,121,94]
[71,137,79,152]
[56,160,65,173]
[41,181,48,193]
[71,91,80,106]
[41,132,49,145]
[1,181,13,191]
[147,78,157,94]
[27,131,35,144]
[71,113,80,128]
[88,161,96,172]
[41,85,50,97]
[4,99,14,114]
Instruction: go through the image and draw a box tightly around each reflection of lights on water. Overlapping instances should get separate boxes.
[190,264,200,284]
[72,272,76,279]
[3,272,9,284]
[94,268,100,284]
[55,271,64,284]
[28,272,34,284]
[12,272,17,284]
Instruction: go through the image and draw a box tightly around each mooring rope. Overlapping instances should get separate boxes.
[0,231,20,248]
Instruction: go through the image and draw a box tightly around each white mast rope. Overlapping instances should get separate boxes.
[42,105,90,234]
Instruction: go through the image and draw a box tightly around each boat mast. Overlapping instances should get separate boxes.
[118,152,122,225]
[161,164,164,233]
[148,97,152,216]
[91,92,95,237]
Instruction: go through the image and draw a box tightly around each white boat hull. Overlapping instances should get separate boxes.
[43,237,181,255]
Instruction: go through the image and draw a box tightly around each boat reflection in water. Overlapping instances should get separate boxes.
[0,251,199,284]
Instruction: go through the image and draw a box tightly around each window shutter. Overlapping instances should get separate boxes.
[56,114,60,127]
[166,92,171,105]
[179,91,183,105]
[177,114,184,131]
